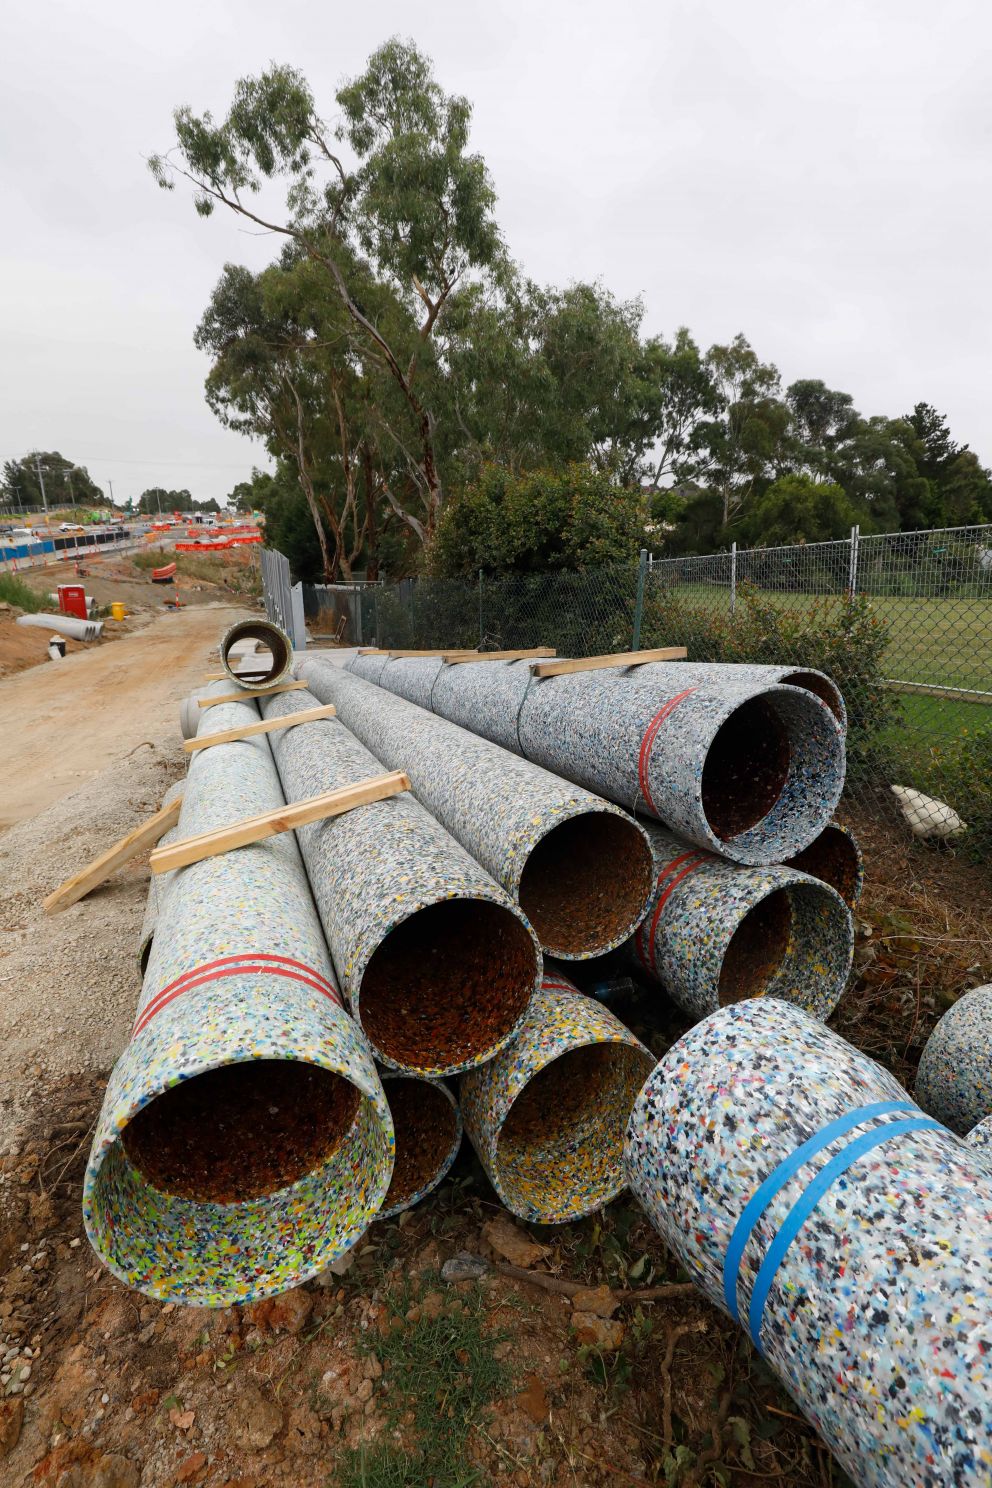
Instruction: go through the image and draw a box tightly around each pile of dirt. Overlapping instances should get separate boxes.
[0,614,87,681]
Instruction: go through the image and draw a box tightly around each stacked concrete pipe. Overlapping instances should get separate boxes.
[259,687,540,1075]
[218,615,293,690]
[84,682,394,1307]
[915,983,992,1135]
[16,612,103,641]
[299,660,654,961]
[783,822,864,910]
[632,821,853,1022]
[625,998,992,1488]
[349,655,846,865]
[136,779,187,974]
[460,968,655,1223]
[378,1075,463,1219]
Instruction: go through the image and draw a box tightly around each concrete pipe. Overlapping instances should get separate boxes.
[460,968,655,1223]
[260,688,540,1075]
[299,660,653,961]
[83,684,394,1307]
[219,616,293,691]
[632,822,853,1023]
[360,657,846,865]
[625,997,992,1488]
[378,1075,462,1220]
[136,779,187,974]
[783,822,863,910]
[915,983,992,1135]
[16,612,103,641]
[350,652,391,686]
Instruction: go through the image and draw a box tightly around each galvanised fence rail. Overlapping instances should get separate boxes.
[303,523,992,860]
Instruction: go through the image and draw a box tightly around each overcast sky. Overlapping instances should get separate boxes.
[2,0,990,506]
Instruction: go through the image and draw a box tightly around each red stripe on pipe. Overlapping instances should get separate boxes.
[636,688,700,814]
[132,962,340,1039]
[643,855,711,968]
[635,852,702,966]
[147,952,337,1005]
[541,977,577,994]
[136,959,340,1030]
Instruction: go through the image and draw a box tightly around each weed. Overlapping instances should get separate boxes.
[0,573,46,612]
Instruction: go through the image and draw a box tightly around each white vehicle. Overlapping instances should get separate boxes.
[10,528,34,544]
[59,522,86,533]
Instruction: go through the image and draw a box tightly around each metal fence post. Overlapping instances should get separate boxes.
[478,569,484,649]
[632,548,648,651]
[373,584,381,649]
[848,525,860,598]
[730,541,737,617]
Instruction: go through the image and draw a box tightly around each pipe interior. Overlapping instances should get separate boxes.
[381,1079,459,1212]
[781,670,844,723]
[701,697,791,840]
[718,887,793,1005]
[360,899,536,1071]
[787,827,860,908]
[516,813,652,956]
[121,1059,361,1203]
[496,1042,652,1219]
[221,621,291,684]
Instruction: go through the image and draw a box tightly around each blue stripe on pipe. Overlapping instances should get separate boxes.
[722,1101,916,1320]
[747,1115,944,1352]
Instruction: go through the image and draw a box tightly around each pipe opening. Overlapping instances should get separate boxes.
[121,1059,361,1203]
[221,621,291,687]
[718,888,793,1005]
[517,813,652,957]
[495,1041,652,1220]
[360,899,536,1072]
[780,670,844,723]
[786,827,861,909]
[381,1079,459,1213]
[701,697,791,840]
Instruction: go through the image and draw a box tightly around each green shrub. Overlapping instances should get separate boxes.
[921,725,992,861]
[0,574,46,612]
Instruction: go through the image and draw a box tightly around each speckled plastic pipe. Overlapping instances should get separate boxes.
[637,661,847,732]
[354,657,846,865]
[378,1075,463,1220]
[219,616,293,691]
[625,997,992,1488]
[461,968,655,1223]
[83,682,394,1307]
[915,983,992,1135]
[136,779,187,974]
[783,822,864,910]
[967,1114,992,1166]
[259,687,540,1076]
[299,660,653,961]
[632,821,853,1022]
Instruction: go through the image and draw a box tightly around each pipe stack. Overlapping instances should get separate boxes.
[346,654,845,864]
[299,660,653,961]
[783,821,864,910]
[84,683,394,1306]
[379,1076,463,1219]
[259,687,540,1075]
[915,983,992,1134]
[625,998,992,1488]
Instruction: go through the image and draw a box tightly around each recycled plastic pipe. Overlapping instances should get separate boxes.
[460,968,655,1223]
[83,682,394,1307]
[260,687,540,1075]
[967,1114,992,1164]
[362,657,846,865]
[179,692,202,741]
[299,659,653,960]
[915,983,992,1135]
[632,821,853,1022]
[350,652,391,686]
[637,661,847,732]
[136,779,187,974]
[375,655,444,709]
[624,997,992,1488]
[16,612,102,640]
[219,615,292,691]
[782,822,864,910]
[378,1075,462,1220]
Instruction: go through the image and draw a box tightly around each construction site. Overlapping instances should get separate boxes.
[2,550,992,1488]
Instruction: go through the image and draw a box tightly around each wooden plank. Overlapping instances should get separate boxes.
[150,772,410,874]
[530,647,688,678]
[388,648,479,658]
[44,795,183,915]
[198,680,307,708]
[444,647,557,665]
[202,670,274,681]
[184,704,337,753]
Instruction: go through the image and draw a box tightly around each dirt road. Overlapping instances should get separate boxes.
[0,603,247,828]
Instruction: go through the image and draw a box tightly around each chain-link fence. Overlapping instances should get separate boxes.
[301,523,992,863]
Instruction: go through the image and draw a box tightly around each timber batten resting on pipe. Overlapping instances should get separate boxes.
[378,1075,463,1219]
[460,970,654,1223]
[915,983,992,1135]
[299,660,653,961]
[84,684,393,1307]
[260,687,540,1076]
[633,821,853,1022]
[624,998,992,1488]
[350,655,846,864]
[218,616,293,691]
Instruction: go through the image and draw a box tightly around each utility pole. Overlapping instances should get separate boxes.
[65,466,75,514]
[108,479,115,513]
[34,455,49,521]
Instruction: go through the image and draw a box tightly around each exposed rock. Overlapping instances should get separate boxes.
[569,1285,618,1318]
[517,1373,549,1424]
[481,1217,549,1270]
[571,1313,625,1352]
[229,1386,283,1450]
[174,1452,207,1483]
[0,1397,23,1456]
[244,1286,313,1335]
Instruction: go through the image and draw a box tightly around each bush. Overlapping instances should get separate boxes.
[0,574,45,612]
[921,726,992,862]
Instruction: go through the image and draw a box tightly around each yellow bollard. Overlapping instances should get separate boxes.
[110,602,126,621]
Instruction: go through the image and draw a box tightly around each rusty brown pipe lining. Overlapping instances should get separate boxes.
[378,1076,463,1219]
[219,617,293,692]
[783,822,864,909]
